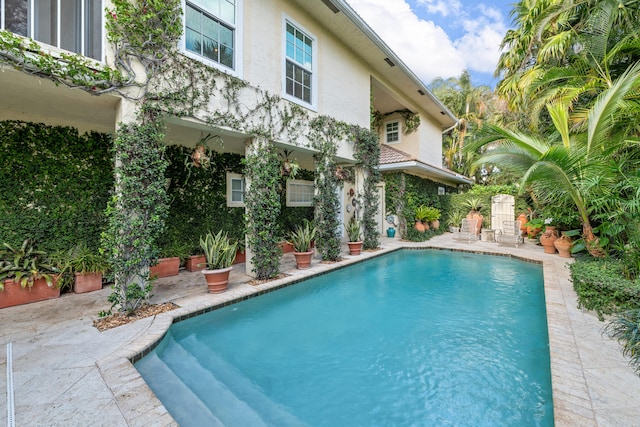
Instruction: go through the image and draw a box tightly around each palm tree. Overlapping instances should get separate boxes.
[468,63,640,257]
[430,70,495,176]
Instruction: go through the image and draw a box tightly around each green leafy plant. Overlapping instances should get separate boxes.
[345,217,363,242]
[447,211,465,228]
[289,220,316,253]
[463,197,483,212]
[0,240,58,290]
[64,244,110,274]
[423,206,441,222]
[199,231,238,270]
[605,309,640,374]
[414,205,431,222]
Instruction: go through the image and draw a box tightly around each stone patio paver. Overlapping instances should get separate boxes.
[1,235,640,426]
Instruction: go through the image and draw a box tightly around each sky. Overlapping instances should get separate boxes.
[345,0,514,88]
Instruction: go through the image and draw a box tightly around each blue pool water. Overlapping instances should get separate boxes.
[136,250,553,426]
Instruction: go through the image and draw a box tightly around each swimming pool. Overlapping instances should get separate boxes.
[136,249,553,426]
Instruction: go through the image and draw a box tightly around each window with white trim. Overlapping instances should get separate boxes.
[226,172,245,207]
[184,0,236,70]
[284,19,315,106]
[385,121,400,143]
[286,179,314,207]
[1,0,102,60]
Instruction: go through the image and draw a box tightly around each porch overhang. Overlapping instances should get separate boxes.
[379,161,472,186]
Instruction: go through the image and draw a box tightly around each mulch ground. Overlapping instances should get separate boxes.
[93,302,180,332]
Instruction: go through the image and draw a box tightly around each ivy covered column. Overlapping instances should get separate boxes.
[244,136,282,279]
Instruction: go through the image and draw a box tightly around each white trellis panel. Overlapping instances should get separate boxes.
[491,194,515,233]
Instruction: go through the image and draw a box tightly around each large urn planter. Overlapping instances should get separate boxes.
[186,255,206,272]
[293,251,314,269]
[414,221,426,232]
[347,241,363,256]
[202,266,233,293]
[73,272,103,294]
[466,211,483,234]
[150,257,180,278]
[1,277,60,309]
[539,226,559,254]
[554,233,573,258]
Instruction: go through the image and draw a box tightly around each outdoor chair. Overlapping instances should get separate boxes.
[452,218,479,243]
[495,220,524,247]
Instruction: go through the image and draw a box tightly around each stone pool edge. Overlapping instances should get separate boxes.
[97,242,596,426]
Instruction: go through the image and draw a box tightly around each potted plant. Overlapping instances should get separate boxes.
[200,230,237,293]
[0,239,60,308]
[447,211,465,233]
[289,220,316,269]
[463,198,484,234]
[150,242,188,278]
[233,239,246,264]
[424,207,441,230]
[345,217,363,255]
[185,247,206,272]
[524,218,544,239]
[63,244,109,294]
[414,205,430,232]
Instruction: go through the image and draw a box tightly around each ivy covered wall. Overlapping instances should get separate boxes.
[0,120,113,252]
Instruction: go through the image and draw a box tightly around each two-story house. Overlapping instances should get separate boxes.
[0,0,469,273]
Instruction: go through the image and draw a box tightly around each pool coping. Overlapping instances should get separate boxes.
[97,241,598,426]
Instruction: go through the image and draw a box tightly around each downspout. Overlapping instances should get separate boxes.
[442,119,460,135]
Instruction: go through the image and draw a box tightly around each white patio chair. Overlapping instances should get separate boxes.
[495,220,524,247]
[452,218,479,243]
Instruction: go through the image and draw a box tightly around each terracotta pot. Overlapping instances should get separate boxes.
[414,221,426,233]
[430,219,440,230]
[281,241,295,254]
[293,251,314,269]
[186,255,206,272]
[202,266,232,293]
[527,226,542,239]
[0,276,60,308]
[149,257,180,278]
[233,249,246,264]
[539,226,559,254]
[347,241,363,256]
[554,234,573,258]
[517,214,528,231]
[73,272,103,294]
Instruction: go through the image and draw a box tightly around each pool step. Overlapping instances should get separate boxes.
[135,350,223,426]
[159,337,272,426]
[182,335,310,426]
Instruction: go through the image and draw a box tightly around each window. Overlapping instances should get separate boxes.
[226,173,245,207]
[1,0,102,60]
[185,0,236,70]
[438,187,446,195]
[286,179,314,207]
[386,121,400,143]
[284,19,315,106]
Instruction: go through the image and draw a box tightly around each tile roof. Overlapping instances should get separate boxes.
[379,144,414,164]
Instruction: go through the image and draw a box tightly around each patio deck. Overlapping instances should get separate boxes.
[1,234,639,426]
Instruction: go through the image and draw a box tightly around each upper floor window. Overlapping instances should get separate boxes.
[284,19,316,108]
[185,0,236,70]
[385,121,400,143]
[1,0,102,60]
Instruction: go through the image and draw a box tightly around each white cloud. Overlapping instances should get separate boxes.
[415,0,463,17]
[346,0,465,83]
[346,0,508,83]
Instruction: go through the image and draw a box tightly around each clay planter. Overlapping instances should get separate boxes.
[539,226,559,254]
[293,251,314,269]
[202,266,233,293]
[1,276,60,309]
[347,241,363,256]
[430,219,440,230]
[233,249,246,264]
[281,241,295,254]
[150,257,180,278]
[73,272,103,294]
[186,255,206,272]
[554,234,573,258]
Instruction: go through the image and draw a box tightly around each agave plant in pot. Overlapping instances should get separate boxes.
[345,217,363,255]
[289,220,316,269]
[200,231,238,293]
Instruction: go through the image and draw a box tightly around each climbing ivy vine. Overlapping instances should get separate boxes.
[353,127,381,250]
